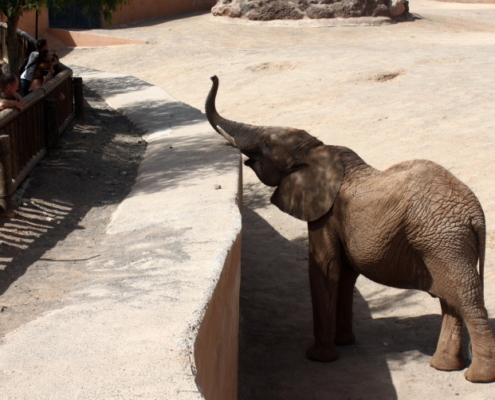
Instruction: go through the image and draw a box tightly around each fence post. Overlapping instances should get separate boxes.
[44,98,59,154]
[73,77,84,120]
[0,135,14,218]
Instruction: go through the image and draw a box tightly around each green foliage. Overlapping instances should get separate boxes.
[0,0,128,23]
[1,0,45,19]
[73,0,128,24]
[49,0,128,24]
[1,0,128,72]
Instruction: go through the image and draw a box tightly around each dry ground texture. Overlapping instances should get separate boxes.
[2,0,495,398]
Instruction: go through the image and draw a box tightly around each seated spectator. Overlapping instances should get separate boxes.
[0,73,25,112]
[20,38,48,96]
[29,49,55,92]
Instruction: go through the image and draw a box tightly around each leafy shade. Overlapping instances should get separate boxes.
[0,0,127,24]
[1,1,39,16]
[1,0,128,73]
[52,0,130,25]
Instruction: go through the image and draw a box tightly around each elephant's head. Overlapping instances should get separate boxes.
[205,76,343,222]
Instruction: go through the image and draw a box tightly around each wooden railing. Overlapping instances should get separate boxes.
[0,69,76,217]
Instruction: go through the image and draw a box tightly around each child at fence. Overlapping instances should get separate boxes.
[0,73,25,112]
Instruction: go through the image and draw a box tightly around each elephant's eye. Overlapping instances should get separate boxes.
[262,140,270,154]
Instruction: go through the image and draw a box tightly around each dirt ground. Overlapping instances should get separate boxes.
[2,0,495,398]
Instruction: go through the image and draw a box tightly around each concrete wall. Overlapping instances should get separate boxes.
[0,9,49,39]
[47,28,147,47]
[0,8,48,38]
[51,67,242,400]
[108,0,218,27]
[84,68,243,400]
[4,1,216,38]
[195,234,241,400]
[194,168,242,400]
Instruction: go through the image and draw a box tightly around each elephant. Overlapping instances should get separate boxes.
[205,75,495,383]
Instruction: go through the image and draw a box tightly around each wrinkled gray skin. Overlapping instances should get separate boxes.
[205,76,495,383]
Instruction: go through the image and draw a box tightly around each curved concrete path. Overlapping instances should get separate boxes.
[0,66,242,399]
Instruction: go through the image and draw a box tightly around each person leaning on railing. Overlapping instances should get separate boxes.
[0,73,25,112]
[20,38,49,97]
[29,49,55,92]
[28,49,65,102]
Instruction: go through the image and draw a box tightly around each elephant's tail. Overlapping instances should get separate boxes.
[473,215,486,292]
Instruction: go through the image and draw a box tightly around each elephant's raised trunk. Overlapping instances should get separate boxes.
[205,75,223,135]
[205,76,263,152]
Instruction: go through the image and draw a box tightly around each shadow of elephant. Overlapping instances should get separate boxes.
[238,205,400,400]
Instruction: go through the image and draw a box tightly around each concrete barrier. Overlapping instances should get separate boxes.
[79,67,244,399]
[0,66,242,399]
[47,28,148,47]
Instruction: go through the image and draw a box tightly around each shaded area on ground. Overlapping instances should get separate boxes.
[238,205,398,399]
[69,68,206,129]
[0,88,145,338]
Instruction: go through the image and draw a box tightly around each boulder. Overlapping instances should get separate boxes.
[211,0,408,20]
[389,0,408,17]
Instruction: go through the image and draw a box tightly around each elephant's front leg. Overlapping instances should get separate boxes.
[335,263,359,346]
[306,248,341,362]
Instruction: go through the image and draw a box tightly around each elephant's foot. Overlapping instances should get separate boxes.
[430,351,465,371]
[335,330,355,346]
[306,343,339,362]
[464,357,495,383]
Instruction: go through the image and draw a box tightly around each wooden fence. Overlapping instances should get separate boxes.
[0,69,77,217]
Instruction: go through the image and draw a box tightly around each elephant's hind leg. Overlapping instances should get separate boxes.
[462,303,495,383]
[430,299,465,371]
[434,264,495,382]
[425,235,495,382]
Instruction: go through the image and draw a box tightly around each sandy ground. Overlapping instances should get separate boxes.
[20,0,495,398]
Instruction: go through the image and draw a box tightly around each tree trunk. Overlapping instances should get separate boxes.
[5,10,22,74]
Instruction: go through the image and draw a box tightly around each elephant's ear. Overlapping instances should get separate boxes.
[270,146,343,222]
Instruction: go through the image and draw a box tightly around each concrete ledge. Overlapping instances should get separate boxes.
[0,66,242,399]
[47,28,148,47]
[195,233,241,400]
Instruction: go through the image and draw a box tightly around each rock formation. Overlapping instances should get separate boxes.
[212,0,408,20]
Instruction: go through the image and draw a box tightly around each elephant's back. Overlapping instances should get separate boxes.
[390,159,485,225]
[337,159,484,290]
[394,159,485,260]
